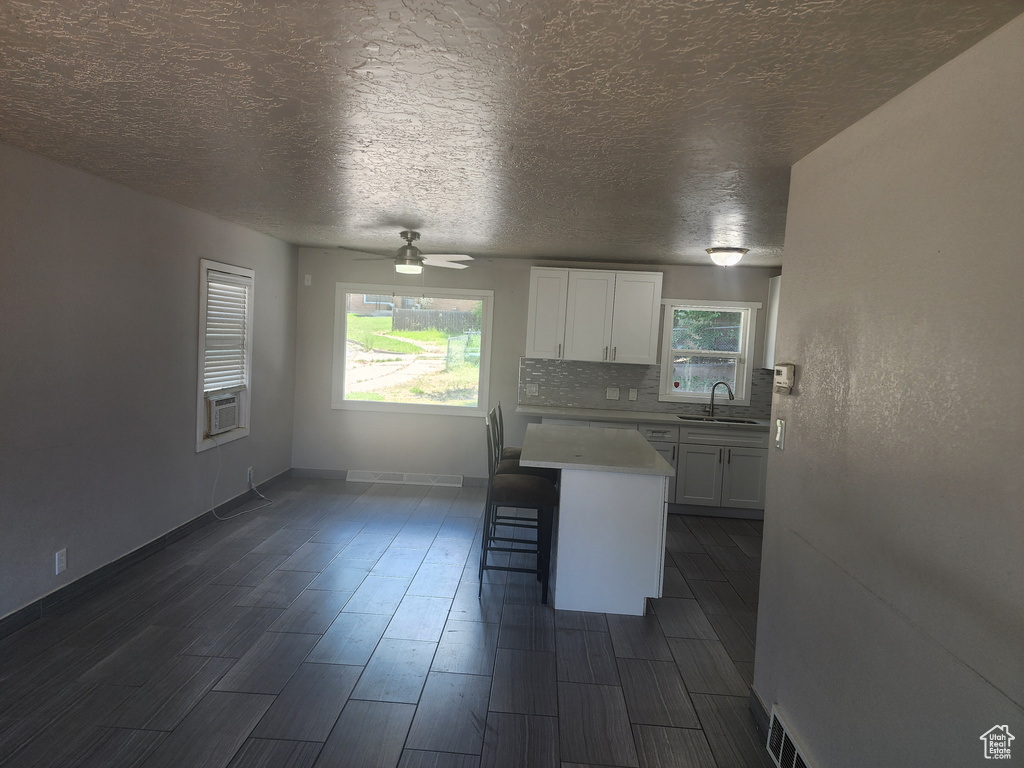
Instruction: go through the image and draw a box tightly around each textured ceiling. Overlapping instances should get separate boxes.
[2,1,1021,266]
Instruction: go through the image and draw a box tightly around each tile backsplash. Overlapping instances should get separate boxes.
[518,358,773,420]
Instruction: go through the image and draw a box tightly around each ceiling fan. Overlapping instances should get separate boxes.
[355,230,473,275]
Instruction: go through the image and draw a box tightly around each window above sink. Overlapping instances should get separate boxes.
[658,299,761,407]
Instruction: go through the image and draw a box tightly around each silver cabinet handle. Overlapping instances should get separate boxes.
[612,347,617,360]
[557,343,561,358]
[671,444,676,461]
[604,346,608,360]
[718,448,723,464]
[727,448,732,464]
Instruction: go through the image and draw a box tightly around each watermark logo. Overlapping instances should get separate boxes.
[980,725,1014,760]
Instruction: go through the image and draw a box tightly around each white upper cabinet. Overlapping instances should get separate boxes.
[609,271,663,364]
[564,270,616,361]
[525,267,663,363]
[525,267,569,359]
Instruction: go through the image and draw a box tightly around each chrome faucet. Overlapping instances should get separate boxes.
[707,381,735,418]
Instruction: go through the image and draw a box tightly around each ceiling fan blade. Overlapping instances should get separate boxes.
[423,253,472,261]
[422,256,470,269]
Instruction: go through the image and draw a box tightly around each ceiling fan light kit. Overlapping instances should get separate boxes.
[394,231,424,274]
[707,247,749,267]
[385,230,472,273]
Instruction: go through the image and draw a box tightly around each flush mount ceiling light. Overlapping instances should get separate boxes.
[706,247,749,267]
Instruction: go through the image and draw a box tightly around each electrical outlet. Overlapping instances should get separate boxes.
[525,383,539,396]
[55,548,67,575]
[628,388,638,401]
[304,274,312,286]
[247,467,255,485]
[606,387,620,400]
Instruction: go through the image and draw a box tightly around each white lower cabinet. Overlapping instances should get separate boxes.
[677,441,768,509]
[720,446,769,508]
[648,441,677,501]
[676,443,725,506]
[638,424,678,502]
[540,417,769,510]
[675,425,769,509]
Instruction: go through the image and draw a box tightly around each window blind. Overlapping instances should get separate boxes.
[203,270,251,393]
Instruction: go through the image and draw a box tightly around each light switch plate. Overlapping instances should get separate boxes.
[606,387,620,400]
[304,274,312,286]
[525,383,539,396]
[628,388,638,401]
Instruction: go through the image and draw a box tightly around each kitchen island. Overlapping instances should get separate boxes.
[519,423,674,615]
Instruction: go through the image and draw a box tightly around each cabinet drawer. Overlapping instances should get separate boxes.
[541,418,588,427]
[678,425,769,449]
[638,424,679,443]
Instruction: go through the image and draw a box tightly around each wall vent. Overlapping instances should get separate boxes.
[767,706,813,768]
[346,470,463,487]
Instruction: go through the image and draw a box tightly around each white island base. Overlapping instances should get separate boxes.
[518,423,673,616]
[552,469,669,615]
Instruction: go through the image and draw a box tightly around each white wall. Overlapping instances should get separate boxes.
[291,249,776,479]
[755,15,1023,766]
[0,143,297,620]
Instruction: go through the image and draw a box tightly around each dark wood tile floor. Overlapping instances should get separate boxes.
[0,478,772,768]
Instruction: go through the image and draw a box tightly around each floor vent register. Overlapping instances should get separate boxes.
[345,470,463,487]
[767,706,814,768]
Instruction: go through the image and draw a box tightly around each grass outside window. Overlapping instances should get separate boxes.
[333,285,493,416]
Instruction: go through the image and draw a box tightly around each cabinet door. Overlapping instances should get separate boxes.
[649,441,677,502]
[721,447,768,508]
[525,268,568,358]
[563,270,615,361]
[676,443,723,506]
[609,272,663,364]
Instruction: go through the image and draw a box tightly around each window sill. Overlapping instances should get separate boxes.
[331,399,485,418]
[196,426,250,453]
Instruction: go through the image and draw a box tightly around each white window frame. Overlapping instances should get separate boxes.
[196,259,253,452]
[658,298,760,406]
[333,282,493,417]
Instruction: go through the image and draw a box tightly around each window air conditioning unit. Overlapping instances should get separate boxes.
[207,393,239,436]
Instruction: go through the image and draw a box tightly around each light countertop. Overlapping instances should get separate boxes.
[519,423,675,476]
[516,404,770,431]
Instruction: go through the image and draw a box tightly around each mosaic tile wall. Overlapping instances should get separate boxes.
[518,358,774,420]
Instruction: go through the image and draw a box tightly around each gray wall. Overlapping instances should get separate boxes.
[0,143,298,620]
[755,15,1023,767]
[291,251,777,479]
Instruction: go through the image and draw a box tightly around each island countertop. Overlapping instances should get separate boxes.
[519,423,674,476]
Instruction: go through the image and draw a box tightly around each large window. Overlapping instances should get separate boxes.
[196,259,253,451]
[333,283,493,416]
[659,300,759,405]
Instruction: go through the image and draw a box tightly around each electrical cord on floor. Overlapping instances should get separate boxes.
[208,434,274,521]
